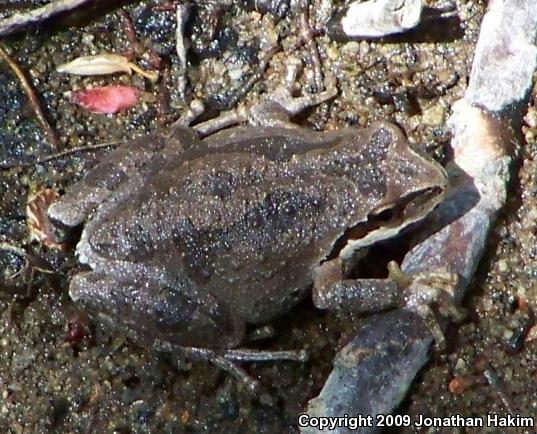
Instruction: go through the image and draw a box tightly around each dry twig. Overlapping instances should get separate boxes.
[0,42,59,148]
[117,9,162,69]
[298,0,323,92]
[0,0,93,37]
[25,141,119,166]
[0,141,119,170]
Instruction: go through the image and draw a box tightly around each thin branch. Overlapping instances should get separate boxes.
[0,42,59,148]
[1,141,119,170]
[222,45,279,110]
[26,141,118,165]
[0,241,53,279]
[117,8,162,69]
[0,0,92,37]
[298,0,323,92]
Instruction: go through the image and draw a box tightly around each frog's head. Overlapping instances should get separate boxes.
[339,122,448,259]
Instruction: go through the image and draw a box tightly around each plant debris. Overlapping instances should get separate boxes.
[26,189,68,251]
[0,0,93,37]
[0,42,59,148]
[69,85,142,114]
[57,54,159,81]
[329,0,423,38]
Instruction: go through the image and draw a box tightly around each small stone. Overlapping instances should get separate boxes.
[422,104,446,126]
[250,11,262,21]
[498,259,508,273]
[525,324,537,342]
[82,33,95,45]
[342,41,360,55]
[228,67,244,81]
[454,358,467,374]
[524,128,536,144]
[523,108,537,128]
[482,298,493,311]
[503,329,514,340]
[259,393,273,406]
[448,376,473,394]
[359,41,370,55]
[326,45,339,61]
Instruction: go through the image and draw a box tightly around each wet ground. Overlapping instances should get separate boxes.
[0,1,535,433]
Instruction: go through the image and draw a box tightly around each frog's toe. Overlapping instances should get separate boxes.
[401,270,466,349]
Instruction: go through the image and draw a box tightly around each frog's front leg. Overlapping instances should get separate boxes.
[397,263,465,348]
[313,258,464,348]
[312,258,401,313]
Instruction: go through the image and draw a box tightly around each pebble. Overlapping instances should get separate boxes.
[421,104,446,126]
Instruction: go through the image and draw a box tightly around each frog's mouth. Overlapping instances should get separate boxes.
[338,185,445,260]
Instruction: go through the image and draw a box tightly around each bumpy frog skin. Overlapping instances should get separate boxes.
[48,122,447,350]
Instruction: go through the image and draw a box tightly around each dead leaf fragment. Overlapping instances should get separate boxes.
[70,85,141,114]
[525,324,537,343]
[447,376,474,394]
[57,54,158,81]
[27,189,68,250]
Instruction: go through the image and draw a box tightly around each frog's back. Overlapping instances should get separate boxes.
[85,127,379,323]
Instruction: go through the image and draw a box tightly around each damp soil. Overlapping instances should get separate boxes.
[0,1,535,433]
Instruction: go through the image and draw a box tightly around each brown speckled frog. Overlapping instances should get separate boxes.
[47,70,448,366]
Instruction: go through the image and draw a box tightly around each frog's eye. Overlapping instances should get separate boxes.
[401,186,444,221]
[368,206,395,224]
[368,185,443,228]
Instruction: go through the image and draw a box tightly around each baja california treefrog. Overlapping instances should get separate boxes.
[48,122,447,350]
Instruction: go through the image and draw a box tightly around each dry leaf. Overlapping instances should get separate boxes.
[57,54,158,81]
[70,85,141,113]
[27,189,68,250]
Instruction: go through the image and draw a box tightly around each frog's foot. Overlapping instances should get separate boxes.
[255,68,338,126]
[157,342,308,395]
[210,347,309,395]
[391,261,466,349]
[213,349,308,395]
[193,57,337,137]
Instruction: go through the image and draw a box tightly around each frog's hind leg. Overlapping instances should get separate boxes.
[157,343,308,395]
[193,57,338,136]
[69,270,245,351]
[70,270,307,395]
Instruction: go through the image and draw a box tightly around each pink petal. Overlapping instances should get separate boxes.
[70,85,141,114]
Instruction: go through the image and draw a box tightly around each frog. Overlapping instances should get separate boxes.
[47,62,449,381]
